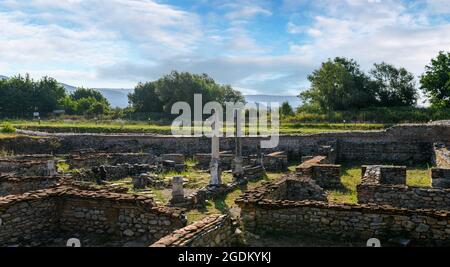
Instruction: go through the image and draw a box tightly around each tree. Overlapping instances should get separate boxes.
[300,57,376,112]
[420,51,450,108]
[128,82,163,113]
[280,101,294,117]
[35,76,66,113]
[65,88,110,116]
[71,88,109,104]
[128,71,245,114]
[0,74,66,117]
[370,63,418,107]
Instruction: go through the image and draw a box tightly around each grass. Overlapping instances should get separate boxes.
[328,165,433,204]
[186,172,285,224]
[4,119,387,135]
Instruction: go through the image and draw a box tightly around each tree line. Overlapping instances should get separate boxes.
[0,51,448,122]
[298,51,449,113]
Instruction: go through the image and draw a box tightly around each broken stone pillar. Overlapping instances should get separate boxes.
[233,110,244,180]
[171,176,185,203]
[210,113,222,186]
[47,160,57,176]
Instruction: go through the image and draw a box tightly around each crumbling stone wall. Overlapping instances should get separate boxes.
[262,176,327,202]
[151,214,235,247]
[433,143,450,168]
[67,153,156,169]
[10,124,449,166]
[0,187,186,247]
[236,181,450,246]
[0,158,57,176]
[0,190,60,246]
[361,165,407,185]
[431,168,450,188]
[0,175,60,196]
[296,156,341,189]
[263,152,288,172]
[357,184,450,210]
[58,189,186,243]
[72,164,156,182]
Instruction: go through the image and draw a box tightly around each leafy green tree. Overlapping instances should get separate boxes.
[280,101,294,117]
[128,71,245,114]
[128,82,163,113]
[420,51,450,108]
[71,88,109,104]
[35,76,66,113]
[0,74,66,117]
[301,57,376,111]
[370,63,418,107]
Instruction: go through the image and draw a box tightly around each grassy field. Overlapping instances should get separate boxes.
[328,165,432,204]
[3,120,387,135]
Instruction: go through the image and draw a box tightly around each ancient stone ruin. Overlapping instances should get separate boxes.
[0,122,449,247]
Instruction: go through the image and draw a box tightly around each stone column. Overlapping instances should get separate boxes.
[210,112,221,186]
[47,160,57,176]
[233,109,244,179]
[171,176,185,203]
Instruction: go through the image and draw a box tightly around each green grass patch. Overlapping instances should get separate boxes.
[5,119,387,135]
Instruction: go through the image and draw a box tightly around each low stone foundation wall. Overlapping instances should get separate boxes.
[361,165,406,185]
[72,164,157,182]
[295,156,341,189]
[0,175,61,196]
[0,187,186,246]
[357,184,450,210]
[431,168,450,188]
[257,176,327,202]
[0,159,57,176]
[151,214,235,247]
[263,152,288,172]
[236,181,450,246]
[67,153,156,169]
[194,153,240,170]
[434,143,450,168]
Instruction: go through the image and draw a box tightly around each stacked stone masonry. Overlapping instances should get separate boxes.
[357,184,450,210]
[9,124,450,166]
[67,153,156,169]
[236,180,450,246]
[0,158,57,176]
[295,156,341,189]
[431,168,450,188]
[361,165,407,185]
[151,214,235,247]
[0,186,186,246]
[0,175,61,197]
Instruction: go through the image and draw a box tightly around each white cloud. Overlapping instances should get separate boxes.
[287,0,450,76]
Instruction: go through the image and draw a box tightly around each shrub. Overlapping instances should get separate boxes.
[0,123,16,133]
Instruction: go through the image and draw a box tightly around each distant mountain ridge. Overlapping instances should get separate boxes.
[2,75,301,108]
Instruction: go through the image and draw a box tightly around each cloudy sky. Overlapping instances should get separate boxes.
[1,0,449,95]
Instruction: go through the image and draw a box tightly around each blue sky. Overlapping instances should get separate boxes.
[1,0,449,95]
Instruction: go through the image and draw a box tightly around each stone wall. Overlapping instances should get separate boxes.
[433,143,450,168]
[263,151,288,172]
[9,124,450,166]
[0,187,186,247]
[431,168,450,188]
[0,175,60,196]
[357,184,450,210]
[295,156,341,189]
[262,176,327,202]
[151,214,235,247]
[67,153,156,169]
[236,182,450,246]
[72,164,157,182]
[0,159,57,176]
[361,165,407,185]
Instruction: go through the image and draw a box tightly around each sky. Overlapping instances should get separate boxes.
[1,0,449,96]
